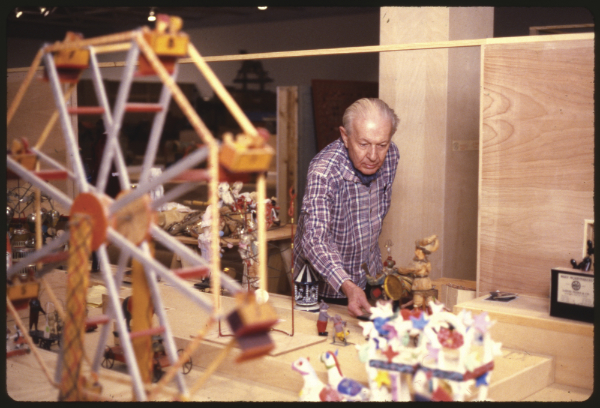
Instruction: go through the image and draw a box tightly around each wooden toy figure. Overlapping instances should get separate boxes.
[331,314,350,345]
[28,297,46,332]
[397,234,440,310]
[317,300,331,336]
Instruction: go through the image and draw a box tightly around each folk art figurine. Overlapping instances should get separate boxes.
[365,239,411,305]
[291,356,343,401]
[331,314,350,346]
[396,234,440,310]
[293,298,501,401]
[356,300,502,401]
[317,300,330,336]
[319,350,370,401]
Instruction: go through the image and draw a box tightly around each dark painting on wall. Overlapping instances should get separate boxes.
[311,79,378,152]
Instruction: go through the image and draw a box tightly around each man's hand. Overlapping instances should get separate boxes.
[341,280,371,317]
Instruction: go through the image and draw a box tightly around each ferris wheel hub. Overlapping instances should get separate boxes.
[69,192,111,251]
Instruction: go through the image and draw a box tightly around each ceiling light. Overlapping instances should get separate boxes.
[40,7,46,14]
[148,8,156,22]
[15,9,22,18]
[258,6,268,11]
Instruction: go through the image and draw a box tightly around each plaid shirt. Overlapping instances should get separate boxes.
[293,138,400,298]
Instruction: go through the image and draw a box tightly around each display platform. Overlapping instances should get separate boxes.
[454,294,594,391]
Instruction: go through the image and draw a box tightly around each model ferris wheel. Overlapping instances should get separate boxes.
[7,14,277,401]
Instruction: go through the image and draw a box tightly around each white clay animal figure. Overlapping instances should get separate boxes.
[320,350,371,401]
[291,356,344,401]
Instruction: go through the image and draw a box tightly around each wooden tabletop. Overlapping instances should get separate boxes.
[6,267,364,402]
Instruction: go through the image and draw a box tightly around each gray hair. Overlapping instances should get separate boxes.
[342,98,399,137]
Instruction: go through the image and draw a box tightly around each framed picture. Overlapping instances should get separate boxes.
[550,267,594,323]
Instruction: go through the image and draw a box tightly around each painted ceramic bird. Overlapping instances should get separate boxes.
[320,350,371,401]
[291,356,344,401]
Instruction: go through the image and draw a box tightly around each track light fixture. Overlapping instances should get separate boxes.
[39,7,51,17]
[148,8,156,22]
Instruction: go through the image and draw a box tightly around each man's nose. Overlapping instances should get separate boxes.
[367,145,377,160]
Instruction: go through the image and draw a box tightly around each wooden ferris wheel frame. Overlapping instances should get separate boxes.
[6,16,275,401]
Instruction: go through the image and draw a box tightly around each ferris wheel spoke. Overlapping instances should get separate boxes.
[110,137,132,192]
[137,240,188,393]
[6,230,70,278]
[95,41,140,194]
[113,250,131,287]
[95,244,147,400]
[108,146,209,216]
[150,225,241,295]
[7,156,73,211]
[29,147,75,179]
[106,228,216,314]
[139,67,180,185]
[42,51,90,194]
[150,182,198,211]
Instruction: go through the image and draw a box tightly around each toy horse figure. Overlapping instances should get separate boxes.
[291,356,344,401]
[320,350,371,401]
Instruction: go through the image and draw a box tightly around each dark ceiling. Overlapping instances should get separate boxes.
[6,6,379,41]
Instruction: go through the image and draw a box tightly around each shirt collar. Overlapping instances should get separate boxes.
[350,159,377,186]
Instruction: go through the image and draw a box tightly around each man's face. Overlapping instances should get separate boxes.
[340,117,393,175]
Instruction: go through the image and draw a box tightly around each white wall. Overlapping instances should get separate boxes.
[7,13,380,99]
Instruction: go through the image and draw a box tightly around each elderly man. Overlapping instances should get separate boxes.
[293,98,400,317]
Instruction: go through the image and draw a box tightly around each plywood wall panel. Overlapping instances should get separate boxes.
[478,39,594,297]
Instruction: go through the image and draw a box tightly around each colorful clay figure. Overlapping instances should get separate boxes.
[320,350,370,401]
[317,300,330,336]
[331,314,350,345]
[356,300,502,401]
[291,356,343,401]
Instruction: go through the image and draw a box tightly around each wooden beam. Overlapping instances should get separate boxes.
[7,33,593,74]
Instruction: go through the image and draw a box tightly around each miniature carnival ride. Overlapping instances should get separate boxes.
[6,14,277,401]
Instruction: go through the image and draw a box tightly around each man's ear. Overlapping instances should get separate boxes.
[339,126,349,148]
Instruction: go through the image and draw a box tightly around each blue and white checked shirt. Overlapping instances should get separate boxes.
[293,138,400,299]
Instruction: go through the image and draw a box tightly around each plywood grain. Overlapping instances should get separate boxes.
[379,7,493,283]
[478,39,594,298]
